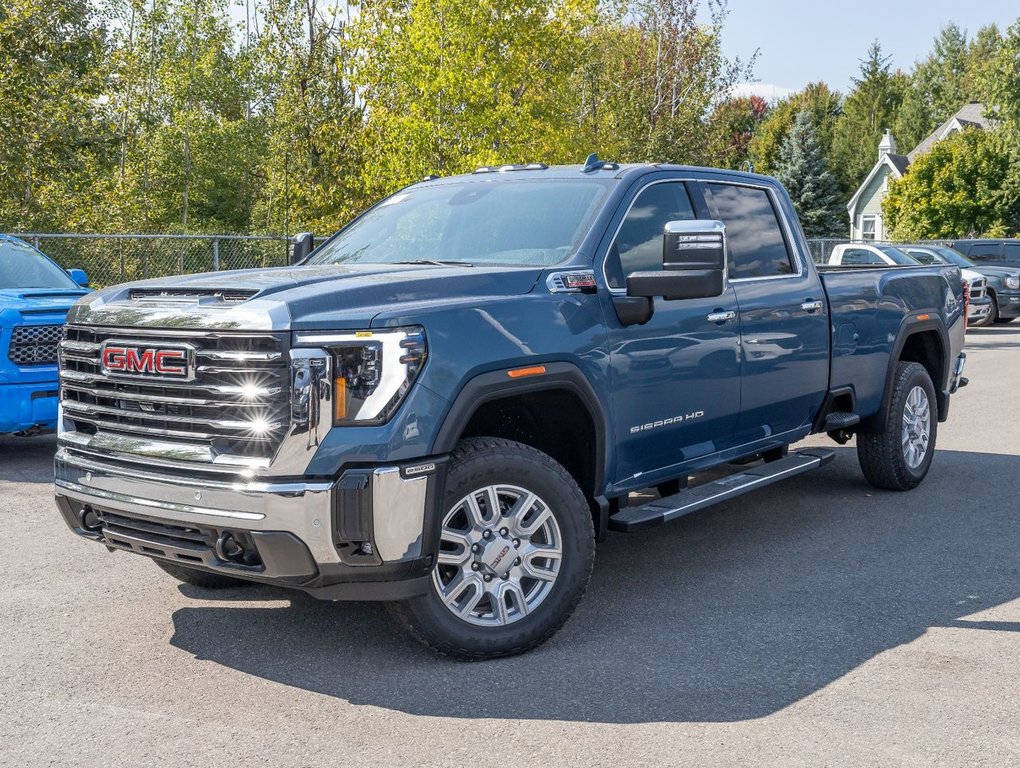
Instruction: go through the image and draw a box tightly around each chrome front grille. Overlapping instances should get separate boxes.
[59,326,290,468]
[9,324,62,365]
[969,278,987,301]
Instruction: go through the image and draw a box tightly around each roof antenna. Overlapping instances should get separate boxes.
[582,152,601,172]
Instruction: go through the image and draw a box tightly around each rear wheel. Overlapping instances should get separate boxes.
[856,361,937,491]
[391,437,595,660]
[154,560,249,589]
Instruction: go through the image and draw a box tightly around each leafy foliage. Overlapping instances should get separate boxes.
[883,129,1019,239]
[830,41,906,193]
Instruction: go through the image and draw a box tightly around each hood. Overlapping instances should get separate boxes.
[961,268,983,283]
[0,288,89,319]
[969,264,1019,280]
[67,263,544,331]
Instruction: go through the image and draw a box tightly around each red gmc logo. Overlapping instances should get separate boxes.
[101,344,193,379]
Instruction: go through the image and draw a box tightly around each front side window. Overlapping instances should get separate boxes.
[877,246,921,265]
[605,182,696,289]
[1002,243,1020,266]
[309,180,610,268]
[704,184,794,279]
[0,240,78,290]
[905,249,939,265]
[860,216,877,242]
[840,248,881,266]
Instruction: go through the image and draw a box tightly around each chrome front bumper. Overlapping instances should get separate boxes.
[54,448,444,599]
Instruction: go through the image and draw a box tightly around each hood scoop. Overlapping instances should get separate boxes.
[127,288,258,305]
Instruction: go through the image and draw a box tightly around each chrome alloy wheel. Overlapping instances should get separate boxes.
[432,484,563,627]
[901,385,931,469]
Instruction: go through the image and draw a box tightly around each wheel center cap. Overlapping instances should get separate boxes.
[478,537,518,575]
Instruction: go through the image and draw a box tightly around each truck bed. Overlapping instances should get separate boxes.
[819,264,965,421]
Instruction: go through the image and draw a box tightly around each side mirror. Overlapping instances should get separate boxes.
[627,220,726,300]
[67,268,89,287]
[291,232,315,265]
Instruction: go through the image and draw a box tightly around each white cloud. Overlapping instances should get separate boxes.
[729,82,797,103]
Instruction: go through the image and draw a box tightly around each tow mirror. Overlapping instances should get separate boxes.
[291,232,315,265]
[626,220,726,300]
[67,268,89,287]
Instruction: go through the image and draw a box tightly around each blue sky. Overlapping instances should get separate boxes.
[719,0,1018,99]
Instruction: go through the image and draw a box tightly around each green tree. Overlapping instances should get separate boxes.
[775,109,845,237]
[831,41,906,193]
[352,0,594,201]
[747,81,842,181]
[709,95,768,169]
[251,0,364,234]
[0,0,116,231]
[575,0,753,165]
[883,128,1019,239]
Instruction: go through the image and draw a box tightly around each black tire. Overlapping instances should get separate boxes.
[984,296,999,325]
[391,437,595,660]
[857,361,938,491]
[154,560,249,589]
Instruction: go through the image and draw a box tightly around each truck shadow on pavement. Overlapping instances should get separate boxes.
[0,434,58,484]
[169,446,1020,723]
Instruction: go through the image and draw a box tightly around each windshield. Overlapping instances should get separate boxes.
[0,240,78,289]
[309,180,610,268]
[933,246,976,268]
[877,245,921,265]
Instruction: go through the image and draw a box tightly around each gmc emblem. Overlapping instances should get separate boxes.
[100,342,195,380]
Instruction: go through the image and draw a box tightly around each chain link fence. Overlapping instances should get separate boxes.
[804,238,956,264]
[10,232,971,288]
[13,234,304,288]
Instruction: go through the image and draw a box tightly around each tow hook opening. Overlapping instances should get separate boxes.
[215,531,261,567]
[77,506,103,533]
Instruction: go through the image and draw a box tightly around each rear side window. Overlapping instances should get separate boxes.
[968,243,1002,262]
[704,184,794,279]
[606,182,696,288]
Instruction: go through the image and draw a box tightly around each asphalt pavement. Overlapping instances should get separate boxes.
[1,327,1018,767]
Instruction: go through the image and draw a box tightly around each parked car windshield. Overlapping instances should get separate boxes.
[876,245,921,265]
[309,180,610,268]
[0,240,78,289]
[932,246,977,268]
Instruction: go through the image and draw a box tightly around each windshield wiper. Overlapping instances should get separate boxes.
[391,259,474,267]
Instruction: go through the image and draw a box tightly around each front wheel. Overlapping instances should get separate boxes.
[391,437,595,660]
[856,361,938,491]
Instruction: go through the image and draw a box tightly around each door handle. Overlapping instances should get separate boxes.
[706,310,736,323]
[801,300,824,312]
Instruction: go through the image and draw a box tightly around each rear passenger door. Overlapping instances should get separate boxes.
[701,182,829,442]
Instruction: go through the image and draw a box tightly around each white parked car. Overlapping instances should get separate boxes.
[828,244,990,325]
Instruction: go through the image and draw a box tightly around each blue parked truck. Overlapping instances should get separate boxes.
[1,236,89,435]
[54,161,966,659]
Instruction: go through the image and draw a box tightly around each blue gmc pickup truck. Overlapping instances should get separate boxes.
[54,160,966,659]
[1,235,88,435]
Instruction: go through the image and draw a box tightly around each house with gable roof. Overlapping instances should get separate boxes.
[846,102,992,240]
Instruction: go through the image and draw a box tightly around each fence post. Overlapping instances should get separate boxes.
[212,237,220,271]
[32,236,40,249]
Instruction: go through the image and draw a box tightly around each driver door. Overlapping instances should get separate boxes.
[603,179,742,489]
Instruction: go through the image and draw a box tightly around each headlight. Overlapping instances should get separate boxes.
[295,328,426,425]
[1006,275,1020,290]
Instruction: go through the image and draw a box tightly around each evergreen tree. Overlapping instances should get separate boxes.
[776,110,846,237]
[831,41,906,192]
[748,82,842,184]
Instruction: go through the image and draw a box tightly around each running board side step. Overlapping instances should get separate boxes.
[609,448,836,532]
